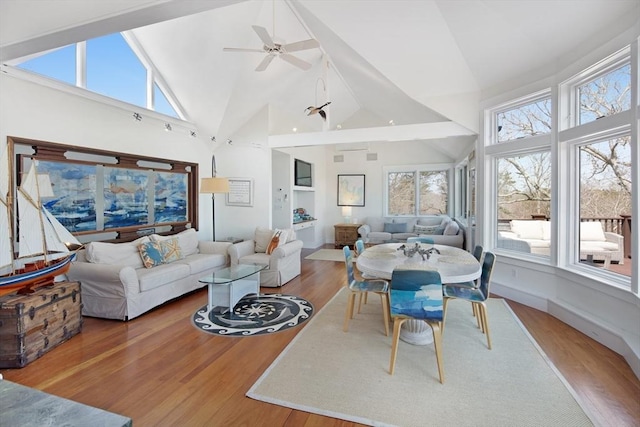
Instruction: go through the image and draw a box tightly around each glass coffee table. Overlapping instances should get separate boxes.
[199,264,267,312]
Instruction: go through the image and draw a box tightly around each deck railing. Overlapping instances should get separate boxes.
[497,216,632,259]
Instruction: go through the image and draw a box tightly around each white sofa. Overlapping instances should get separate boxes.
[357,215,464,248]
[67,229,232,320]
[498,220,624,263]
[228,227,303,288]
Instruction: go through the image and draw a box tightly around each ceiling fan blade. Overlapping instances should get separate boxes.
[280,53,312,71]
[252,25,274,48]
[255,54,276,72]
[223,47,265,53]
[282,38,319,53]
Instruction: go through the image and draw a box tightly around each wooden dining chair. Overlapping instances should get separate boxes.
[342,246,390,336]
[388,269,445,383]
[442,252,496,349]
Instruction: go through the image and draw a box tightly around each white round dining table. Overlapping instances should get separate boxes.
[356,243,482,345]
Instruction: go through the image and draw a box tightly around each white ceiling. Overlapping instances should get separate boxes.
[1,0,638,159]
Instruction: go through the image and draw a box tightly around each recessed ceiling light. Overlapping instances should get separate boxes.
[292,127,297,132]
[389,119,394,126]
[336,124,342,130]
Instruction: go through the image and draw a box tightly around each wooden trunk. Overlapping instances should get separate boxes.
[0,281,82,368]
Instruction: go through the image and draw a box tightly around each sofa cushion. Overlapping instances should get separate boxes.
[417,216,445,227]
[384,222,407,233]
[367,217,386,232]
[137,263,191,291]
[176,253,227,275]
[85,236,150,268]
[151,228,199,257]
[580,241,618,251]
[138,241,165,268]
[580,221,606,242]
[444,221,460,236]
[511,220,544,240]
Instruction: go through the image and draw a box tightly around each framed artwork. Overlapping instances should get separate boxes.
[337,174,365,207]
[226,178,254,207]
[13,137,197,240]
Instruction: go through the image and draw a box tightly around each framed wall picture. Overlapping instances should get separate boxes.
[337,174,365,207]
[226,177,254,207]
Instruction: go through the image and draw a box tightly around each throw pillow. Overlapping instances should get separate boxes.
[138,241,165,268]
[383,222,407,233]
[254,227,274,253]
[159,237,183,263]
[266,230,283,255]
[444,221,460,235]
[414,224,439,234]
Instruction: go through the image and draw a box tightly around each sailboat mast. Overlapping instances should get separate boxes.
[6,141,16,273]
[33,162,50,264]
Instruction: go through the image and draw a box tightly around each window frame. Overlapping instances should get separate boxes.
[383,163,453,217]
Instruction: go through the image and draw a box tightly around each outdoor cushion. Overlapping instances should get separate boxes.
[511,220,544,240]
[580,222,606,242]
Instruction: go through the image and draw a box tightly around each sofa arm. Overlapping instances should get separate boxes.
[271,239,304,259]
[358,224,371,238]
[67,262,140,297]
[228,240,256,265]
[604,232,623,248]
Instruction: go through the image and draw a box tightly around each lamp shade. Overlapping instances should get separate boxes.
[200,177,230,194]
[341,206,352,217]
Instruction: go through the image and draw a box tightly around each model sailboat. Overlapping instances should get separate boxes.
[0,143,81,296]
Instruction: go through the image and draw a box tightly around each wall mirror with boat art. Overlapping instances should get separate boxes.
[10,137,198,242]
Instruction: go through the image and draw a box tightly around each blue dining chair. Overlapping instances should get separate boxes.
[406,236,435,245]
[388,269,445,383]
[442,252,496,349]
[472,245,483,262]
[343,246,390,336]
[354,239,380,310]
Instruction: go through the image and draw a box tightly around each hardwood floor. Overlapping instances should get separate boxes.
[2,247,639,426]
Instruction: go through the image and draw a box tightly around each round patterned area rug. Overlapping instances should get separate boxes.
[192,294,313,337]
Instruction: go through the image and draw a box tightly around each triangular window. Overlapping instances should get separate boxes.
[15,33,180,118]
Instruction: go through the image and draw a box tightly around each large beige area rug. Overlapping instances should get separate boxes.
[305,249,350,262]
[247,288,596,427]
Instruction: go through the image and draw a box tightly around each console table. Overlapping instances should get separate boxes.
[334,223,362,249]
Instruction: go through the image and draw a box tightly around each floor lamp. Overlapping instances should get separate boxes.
[200,155,229,241]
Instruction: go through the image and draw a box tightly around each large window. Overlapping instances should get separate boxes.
[495,151,552,257]
[486,45,635,287]
[386,167,449,216]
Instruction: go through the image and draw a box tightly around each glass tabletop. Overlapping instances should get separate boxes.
[198,264,267,285]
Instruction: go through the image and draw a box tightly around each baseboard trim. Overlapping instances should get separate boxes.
[492,280,640,379]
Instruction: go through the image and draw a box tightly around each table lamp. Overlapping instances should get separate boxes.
[342,206,352,223]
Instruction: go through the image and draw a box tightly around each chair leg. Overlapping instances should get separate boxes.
[430,320,445,384]
[474,302,482,330]
[343,292,355,332]
[379,292,390,336]
[389,318,405,375]
[358,292,364,313]
[478,302,492,349]
[441,297,451,334]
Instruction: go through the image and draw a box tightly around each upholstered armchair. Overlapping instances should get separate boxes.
[228,227,303,288]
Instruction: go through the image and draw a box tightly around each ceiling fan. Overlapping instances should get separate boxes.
[223,3,319,72]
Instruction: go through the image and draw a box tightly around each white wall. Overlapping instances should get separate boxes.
[0,72,217,241]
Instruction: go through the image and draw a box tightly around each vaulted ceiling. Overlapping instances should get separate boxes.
[2,0,638,159]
